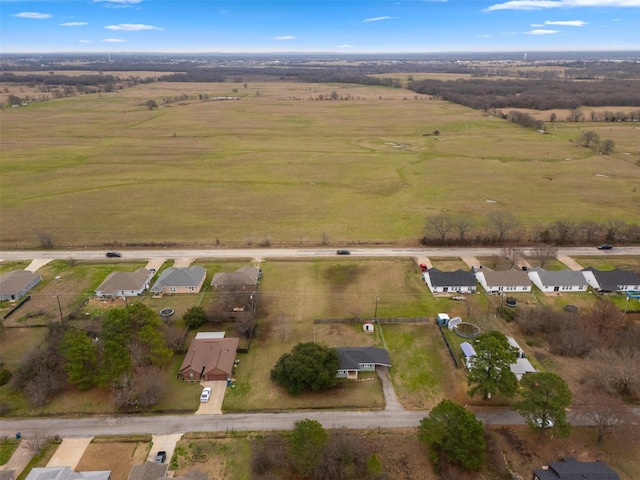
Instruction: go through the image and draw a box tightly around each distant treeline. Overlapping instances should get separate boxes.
[407,78,640,111]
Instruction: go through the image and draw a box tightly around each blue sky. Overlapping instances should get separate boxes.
[1,0,639,54]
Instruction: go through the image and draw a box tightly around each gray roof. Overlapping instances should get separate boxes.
[96,268,151,296]
[337,347,391,370]
[533,457,620,480]
[0,470,16,480]
[0,270,41,296]
[530,268,588,287]
[426,268,476,287]
[582,267,640,291]
[127,462,168,480]
[479,268,531,287]
[25,468,111,480]
[150,266,206,292]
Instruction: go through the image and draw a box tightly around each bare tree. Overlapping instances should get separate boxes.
[578,130,599,148]
[590,348,640,396]
[487,212,519,243]
[35,229,54,249]
[501,247,523,268]
[578,221,603,244]
[575,392,633,444]
[600,139,615,155]
[274,315,289,342]
[585,299,626,346]
[567,108,585,122]
[530,244,558,268]
[25,430,52,452]
[552,219,576,245]
[427,213,454,242]
[455,216,473,242]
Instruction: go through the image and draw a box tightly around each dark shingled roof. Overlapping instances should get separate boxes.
[582,267,640,291]
[426,268,477,287]
[533,457,620,480]
[336,347,391,370]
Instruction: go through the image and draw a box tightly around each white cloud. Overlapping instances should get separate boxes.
[79,40,92,43]
[105,23,163,31]
[487,1,640,12]
[545,19,588,25]
[531,23,545,26]
[363,16,396,23]
[337,44,354,48]
[93,0,142,4]
[11,12,51,19]
[272,35,295,40]
[525,28,560,34]
[60,22,88,27]
[103,38,126,42]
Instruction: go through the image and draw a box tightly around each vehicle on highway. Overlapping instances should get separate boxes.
[200,387,212,403]
[154,451,166,463]
[106,251,122,258]
[336,249,351,255]
[597,244,613,250]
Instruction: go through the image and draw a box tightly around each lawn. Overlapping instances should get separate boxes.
[1,80,638,248]
[0,438,20,465]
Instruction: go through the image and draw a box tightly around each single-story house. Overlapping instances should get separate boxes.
[0,270,41,301]
[422,268,477,294]
[179,336,239,381]
[26,468,111,480]
[127,462,168,480]
[475,268,531,294]
[150,266,207,295]
[95,268,154,298]
[527,268,589,293]
[0,470,16,480]
[210,266,261,290]
[336,347,391,379]
[460,342,477,369]
[581,267,640,293]
[532,456,620,480]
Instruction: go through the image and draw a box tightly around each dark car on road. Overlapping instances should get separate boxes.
[106,251,122,258]
[336,250,351,255]
[597,244,613,250]
[154,451,166,463]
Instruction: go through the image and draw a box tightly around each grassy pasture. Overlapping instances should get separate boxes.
[1,80,639,248]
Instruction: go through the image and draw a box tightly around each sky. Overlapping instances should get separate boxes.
[1,0,639,54]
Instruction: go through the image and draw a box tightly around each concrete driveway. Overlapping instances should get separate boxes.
[25,259,53,272]
[46,437,92,468]
[195,381,227,415]
[147,434,182,465]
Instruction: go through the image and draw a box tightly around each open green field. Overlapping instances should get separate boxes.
[1,80,639,248]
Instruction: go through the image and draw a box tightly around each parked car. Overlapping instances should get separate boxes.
[200,387,212,403]
[106,251,122,258]
[336,249,351,255]
[154,451,167,463]
[597,244,613,250]
[534,417,554,429]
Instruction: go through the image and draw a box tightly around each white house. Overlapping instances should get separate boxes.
[475,268,531,294]
[582,267,640,293]
[527,268,588,293]
[95,268,154,298]
[422,268,477,294]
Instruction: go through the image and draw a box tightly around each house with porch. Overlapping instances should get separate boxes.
[336,347,391,379]
[581,267,640,293]
[0,270,41,301]
[95,268,154,298]
[527,268,589,293]
[422,268,477,294]
[474,268,531,294]
[150,266,207,295]
[532,456,620,480]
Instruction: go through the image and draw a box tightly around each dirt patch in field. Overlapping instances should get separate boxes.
[75,439,150,480]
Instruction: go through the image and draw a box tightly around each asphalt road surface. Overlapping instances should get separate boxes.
[1,246,639,262]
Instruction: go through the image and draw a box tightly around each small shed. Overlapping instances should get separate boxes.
[363,320,374,332]
[460,341,477,369]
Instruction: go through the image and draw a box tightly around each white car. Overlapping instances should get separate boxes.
[534,416,554,429]
[200,387,212,403]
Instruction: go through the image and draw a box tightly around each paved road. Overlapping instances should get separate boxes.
[1,246,639,263]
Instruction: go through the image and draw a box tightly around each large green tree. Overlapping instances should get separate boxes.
[183,305,208,329]
[99,303,172,386]
[288,419,329,475]
[513,372,572,438]
[418,399,485,471]
[270,342,339,395]
[467,331,519,400]
[60,328,98,390]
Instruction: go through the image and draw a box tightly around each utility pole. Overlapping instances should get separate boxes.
[55,293,64,323]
